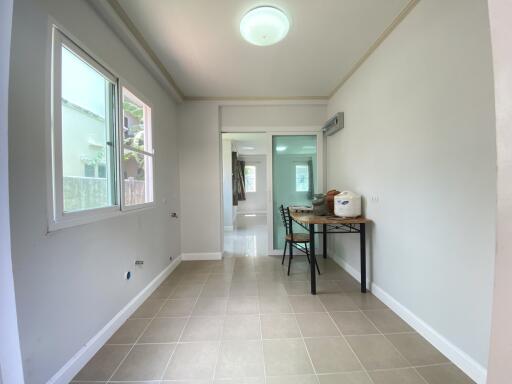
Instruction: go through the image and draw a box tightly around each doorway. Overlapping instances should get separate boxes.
[222,133,268,257]
[221,131,323,257]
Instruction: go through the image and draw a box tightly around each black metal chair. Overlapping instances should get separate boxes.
[280,205,321,276]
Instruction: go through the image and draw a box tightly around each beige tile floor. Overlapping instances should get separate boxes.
[73,215,475,384]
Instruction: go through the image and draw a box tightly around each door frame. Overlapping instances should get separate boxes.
[266,131,324,255]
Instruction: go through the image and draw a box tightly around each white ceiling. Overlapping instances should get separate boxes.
[118,0,410,99]
[223,133,267,155]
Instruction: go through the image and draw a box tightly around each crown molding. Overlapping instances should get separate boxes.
[88,0,184,102]
[328,0,420,98]
[184,95,329,102]
[90,0,419,103]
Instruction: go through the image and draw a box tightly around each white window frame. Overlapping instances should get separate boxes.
[49,28,121,231]
[119,85,155,211]
[295,164,309,192]
[244,164,257,193]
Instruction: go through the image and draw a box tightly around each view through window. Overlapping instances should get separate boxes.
[122,88,154,206]
[60,45,116,213]
[244,165,256,192]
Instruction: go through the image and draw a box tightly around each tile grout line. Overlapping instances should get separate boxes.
[318,294,377,384]
[104,274,181,384]
[358,309,431,384]
[292,309,321,384]
[157,263,213,383]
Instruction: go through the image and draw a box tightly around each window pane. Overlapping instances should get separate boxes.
[295,164,309,192]
[244,165,256,193]
[123,149,153,206]
[122,89,151,153]
[61,46,116,213]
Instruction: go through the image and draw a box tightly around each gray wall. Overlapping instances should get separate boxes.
[487,0,512,382]
[8,1,180,383]
[0,0,25,382]
[326,0,495,371]
[178,102,327,255]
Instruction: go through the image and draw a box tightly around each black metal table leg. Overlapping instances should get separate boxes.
[309,223,316,294]
[323,224,327,259]
[360,223,367,293]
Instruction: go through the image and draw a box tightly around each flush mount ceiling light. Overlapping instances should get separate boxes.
[240,6,290,46]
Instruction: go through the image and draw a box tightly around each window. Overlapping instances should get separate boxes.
[244,165,256,193]
[51,29,118,226]
[295,164,309,192]
[121,88,154,207]
[50,28,155,230]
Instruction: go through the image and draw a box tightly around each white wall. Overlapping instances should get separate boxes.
[0,0,25,382]
[237,155,267,214]
[179,102,326,256]
[8,1,180,383]
[326,0,495,380]
[486,1,512,382]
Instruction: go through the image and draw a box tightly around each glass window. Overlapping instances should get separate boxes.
[121,88,154,206]
[58,41,117,214]
[244,165,256,193]
[295,164,309,192]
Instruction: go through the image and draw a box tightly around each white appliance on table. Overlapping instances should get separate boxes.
[334,191,362,218]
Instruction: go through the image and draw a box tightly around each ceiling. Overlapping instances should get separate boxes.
[223,133,317,156]
[117,0,412,99]
[223,133,267,155]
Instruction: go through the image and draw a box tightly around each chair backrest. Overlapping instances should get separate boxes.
[279,205,293,236]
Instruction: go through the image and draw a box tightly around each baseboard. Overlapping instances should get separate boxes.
[46,255,182,384]
[371,284,487,384]
[181,252,222,261]
[328,248,370,290]
[237,210,267,215]
[329,251,487,384]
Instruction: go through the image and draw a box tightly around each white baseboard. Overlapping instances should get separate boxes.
[329,251,487,384]
[328,249,370,290]
[236,210,267,215]
[47,255,182,384]
[371,284,487,384]
[181,252,222,261]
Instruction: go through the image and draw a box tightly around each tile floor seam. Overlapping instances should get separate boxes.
[358,309,431,384]
[104,295,170,383]
[319,293,377,384]
[157,264,212,383]
[291,308,321,384]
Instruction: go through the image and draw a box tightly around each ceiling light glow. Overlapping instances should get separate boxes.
[240,6,290,46]
[276,146,287,152]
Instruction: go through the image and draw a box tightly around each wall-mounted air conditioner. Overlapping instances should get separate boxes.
[322,112,344,136]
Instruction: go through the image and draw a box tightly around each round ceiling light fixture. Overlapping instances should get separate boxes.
[240,6,290,46]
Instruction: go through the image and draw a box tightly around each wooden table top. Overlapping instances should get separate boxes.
[290,210,370,225]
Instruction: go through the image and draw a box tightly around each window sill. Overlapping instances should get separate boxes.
[47,203,156,233]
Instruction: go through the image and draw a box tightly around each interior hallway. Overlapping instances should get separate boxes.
[224,213,268,258]
[73,236,474,383]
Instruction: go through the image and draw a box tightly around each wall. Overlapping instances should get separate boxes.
[179,102,326,256]
[8,1,180,383]
[237,155,267,214]
[486,0,512,382]
[326,0,495,379]
[0,0,25,382]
